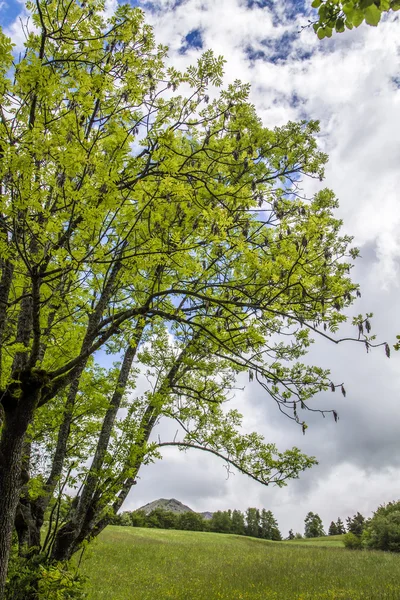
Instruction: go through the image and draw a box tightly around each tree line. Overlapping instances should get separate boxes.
[111,507,370,542]
[112,507,282,540]
[291,510,365,539]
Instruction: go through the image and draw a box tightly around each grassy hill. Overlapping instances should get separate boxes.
[283,534,346,547]
[80,527,400,600]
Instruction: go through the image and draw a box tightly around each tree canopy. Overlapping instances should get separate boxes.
[0,0,386,596]
[304,511,325,538]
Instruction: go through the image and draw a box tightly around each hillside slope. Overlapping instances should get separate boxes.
[80,527,400,600]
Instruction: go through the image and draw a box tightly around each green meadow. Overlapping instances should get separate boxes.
[79,527,400,600]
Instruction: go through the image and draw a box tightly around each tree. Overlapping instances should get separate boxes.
[343,532,362,549]
[259,509,281,540]
[328,521,338,536]
[310,0,400,39]
[362,501,400,552]
[287,529,295,540]
[210,510,232,534]
[336,517,346,535]
[0,0,385,595]
[304,512,325,538]
[346,512,366,537]
[231,510,246,536]
[129,510,147,528]
[246,508,260,538]
[178,512,205,532]
[146,509,178,530]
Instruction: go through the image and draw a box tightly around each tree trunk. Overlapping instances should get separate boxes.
[0,395,37,599]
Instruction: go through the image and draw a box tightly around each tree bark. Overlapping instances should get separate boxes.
[0,389,39,599]
[50,336,142,562]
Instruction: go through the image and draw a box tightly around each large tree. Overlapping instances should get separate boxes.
[346,512,366,536]
[259,509,282,540]
[304,511,325,538]
[0,0,386,595]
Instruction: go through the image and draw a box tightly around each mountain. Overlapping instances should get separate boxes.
[136,498,214,519]
[136,498,194,515]
[200,512,213,520]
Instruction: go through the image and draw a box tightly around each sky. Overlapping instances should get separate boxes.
[2,0,400,536]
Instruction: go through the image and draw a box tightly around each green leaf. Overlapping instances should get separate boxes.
[311,0,322,7]
[352,9,365,25]
[359,0,374,7]
[335,16,346,30]
[390,0,400,9]
[317,27,326,38]
[343,2,356,14]
[364,4,382,24]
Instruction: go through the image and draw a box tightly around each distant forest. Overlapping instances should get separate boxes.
[111,507,367,541]
[112,508,282,540]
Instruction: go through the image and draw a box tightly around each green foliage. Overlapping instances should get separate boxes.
[343,532,363,550]
[336,517,346,535]
[178,512,205,532]
[304,512,325,538]
[128,511,147,528]
[346,512,366,536]
[6,554,86,600]
[312,0,399,37]
[231,510,246,536]
[209,511,232,534]
[113,505,283,541]
[259,509,282,540]
[362,501,400,552]
[245,508,260,538]
[0,0,385,588]
[328,521,338,535]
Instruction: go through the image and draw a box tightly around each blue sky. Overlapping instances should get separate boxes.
[1,0,22,28]
[2,0,400,534]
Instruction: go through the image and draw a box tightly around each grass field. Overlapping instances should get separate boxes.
[283,534,346,548]
[79,527,400,600]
